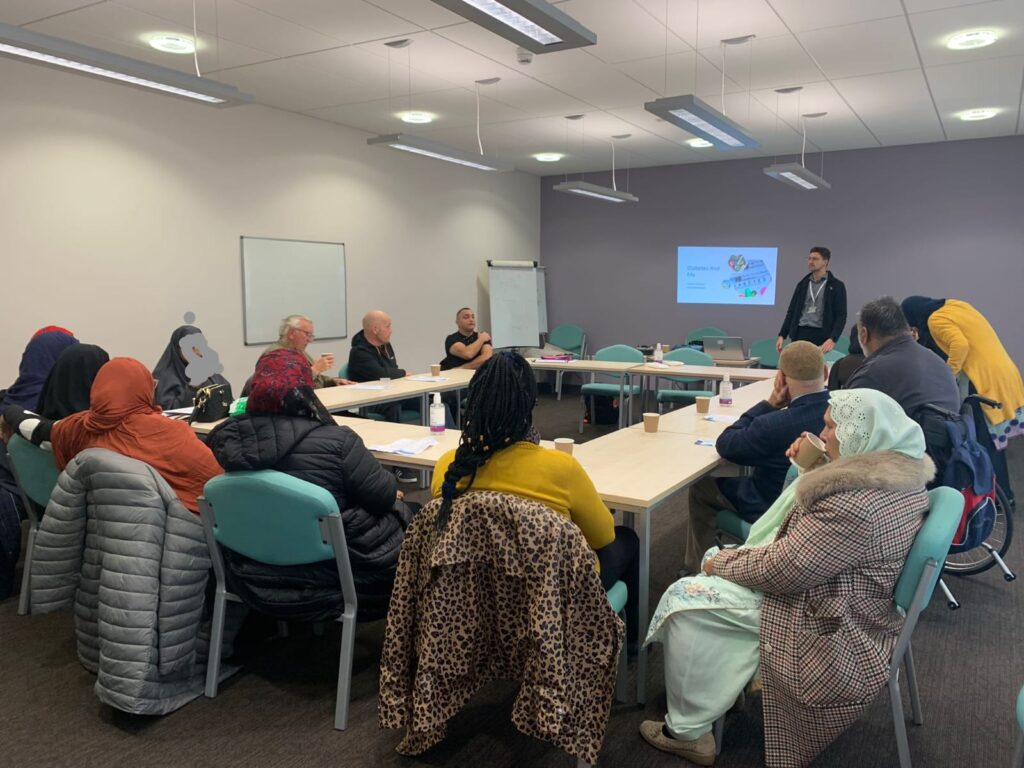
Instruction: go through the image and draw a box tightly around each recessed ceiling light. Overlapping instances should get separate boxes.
[398,110,435,124]
[946,29,999,50]
[147,33,196,55]
[687,138,713,148]
[533,152,563,162]
[958,108,999,121]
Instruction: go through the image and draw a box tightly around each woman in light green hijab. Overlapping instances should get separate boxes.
[640,389,934,767]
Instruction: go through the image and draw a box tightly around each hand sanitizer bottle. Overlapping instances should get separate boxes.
[653,343,664,363]
[719,374,734,407]
[429,392,445,433]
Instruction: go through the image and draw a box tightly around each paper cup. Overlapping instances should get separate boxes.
[795,433,826,469]
[643,413,660,433]
[430,364,441,377]
[695,397,711,414]
[554,438,575,455]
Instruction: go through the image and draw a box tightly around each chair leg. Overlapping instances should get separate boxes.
[904,645,923,725]
[575,759,591,768]
[579,394,586,434]
[17,524,38,616]
[277,620,289,638]
[205,588,228,698]
[556,370,564,401]
[713,715,725,755]
[334,611,357,731]
[889,678,913,768]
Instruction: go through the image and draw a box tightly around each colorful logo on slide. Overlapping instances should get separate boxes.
[721,256,773,298]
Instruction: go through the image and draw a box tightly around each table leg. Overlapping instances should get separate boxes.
[634,508,651,704]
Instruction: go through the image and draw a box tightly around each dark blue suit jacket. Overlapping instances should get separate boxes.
[715,390,830,521]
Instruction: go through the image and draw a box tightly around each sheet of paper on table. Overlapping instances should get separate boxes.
[366,437,439,455]
[694,439,717,447]
[702,414,740,423]
[346,384,388,391]
[408,375,449,382]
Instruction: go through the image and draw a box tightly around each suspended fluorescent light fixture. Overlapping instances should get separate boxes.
[644,94,758,149]
[0,21,250,106]
[367,133,513,172]
[427,0,596,53]
[762,163,830,191]
[553,180,638,203]
[763,110,830,191]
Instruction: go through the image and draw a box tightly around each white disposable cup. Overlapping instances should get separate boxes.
[554,437,575,455]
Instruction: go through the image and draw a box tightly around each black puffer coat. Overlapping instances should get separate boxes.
[207,414,412,621]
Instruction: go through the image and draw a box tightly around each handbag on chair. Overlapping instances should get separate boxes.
[190,383,233,423]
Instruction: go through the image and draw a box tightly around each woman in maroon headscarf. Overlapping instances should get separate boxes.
[205,348,414,620]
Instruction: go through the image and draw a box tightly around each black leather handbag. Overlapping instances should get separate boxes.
[191,382,232,423]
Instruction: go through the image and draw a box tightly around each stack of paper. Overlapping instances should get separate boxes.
[409,375,448,382]
[366,437,438,456]
[346,383,388,391]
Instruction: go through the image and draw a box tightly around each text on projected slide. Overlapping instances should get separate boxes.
[677,246,778,306]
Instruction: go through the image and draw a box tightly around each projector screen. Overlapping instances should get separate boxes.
[677,246,778,306]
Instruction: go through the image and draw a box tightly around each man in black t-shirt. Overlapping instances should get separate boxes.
[440,307,493,370]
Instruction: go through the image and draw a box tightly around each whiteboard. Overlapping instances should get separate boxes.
[241,237,346,345]
[488,264,547,348]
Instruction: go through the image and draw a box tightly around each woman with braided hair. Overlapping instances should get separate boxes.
[430,351,639,646]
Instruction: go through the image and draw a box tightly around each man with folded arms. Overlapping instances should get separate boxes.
[440,307,493,371]
[681,341,830,574]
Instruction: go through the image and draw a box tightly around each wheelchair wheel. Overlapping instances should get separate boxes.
[943,484,1014,576]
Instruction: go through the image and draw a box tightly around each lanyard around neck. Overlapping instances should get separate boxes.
[808,277,827,303]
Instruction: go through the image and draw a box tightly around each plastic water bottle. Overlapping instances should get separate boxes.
[653,343,664,363]
[719,374,734,407]
[429,392,445,434]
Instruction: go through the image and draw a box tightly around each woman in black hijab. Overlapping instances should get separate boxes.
[37,344,110,420]
[152,325,230,410]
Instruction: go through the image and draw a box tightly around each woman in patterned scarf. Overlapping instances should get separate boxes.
[640,389,934,767]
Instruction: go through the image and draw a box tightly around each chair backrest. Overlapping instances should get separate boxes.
[685,326,728,344]
[663,347,714,366]
[548,324,586,355]
[594,344,645,364]
[834,335,851,354]
[200,470,342,566]
[337,361,349,379]
[6,435,59,508]
[823,349,847,363]
[893,487,963,612]
[749,338,780,369]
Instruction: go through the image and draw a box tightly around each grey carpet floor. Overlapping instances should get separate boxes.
[1,390,1020,767]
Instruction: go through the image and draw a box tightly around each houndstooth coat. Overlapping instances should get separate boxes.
[715,450,934,767]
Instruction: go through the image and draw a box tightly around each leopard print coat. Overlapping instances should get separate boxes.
[378,491,624,764]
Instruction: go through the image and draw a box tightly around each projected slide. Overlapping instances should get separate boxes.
[677,246,778,306]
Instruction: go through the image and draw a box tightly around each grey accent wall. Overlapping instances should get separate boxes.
[541,135,1024,366]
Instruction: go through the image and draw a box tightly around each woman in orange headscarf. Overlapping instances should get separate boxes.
[4,357,221,513]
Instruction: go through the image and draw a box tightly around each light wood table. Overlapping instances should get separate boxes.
[630,362,775,383]
[527,358,643,429]
[710,356,761,367]
[638,379,775,438]
[573,427,729,703]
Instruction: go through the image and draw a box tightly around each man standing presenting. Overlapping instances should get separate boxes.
[440,307,494,370]
[776,247,847,353]
[265,315,350,388]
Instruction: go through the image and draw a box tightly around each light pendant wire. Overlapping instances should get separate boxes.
[192,0,201,77]
[611,139,617,191]
[476,82,483,155]
[720,41,726,116]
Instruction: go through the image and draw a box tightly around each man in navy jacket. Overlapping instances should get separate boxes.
[682,341,830,573]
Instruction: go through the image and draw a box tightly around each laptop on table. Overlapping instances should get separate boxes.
[704,336,746,361]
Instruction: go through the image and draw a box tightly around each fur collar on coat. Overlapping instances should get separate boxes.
[796,450,935,510]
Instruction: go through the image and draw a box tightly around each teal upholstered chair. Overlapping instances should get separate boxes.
[712,487,962,767]
[579,345,644,432]
[199,471,359,730]
[714,466,798,547]
[547,324,587,401]
[1013,684,1024,767]
[835,334,851,354]
[749,338,781,369]
[823,349,847,364]
[6,435,60,615]
[655,347,716,412]
[685,326,729,345]
[606,581,630,705]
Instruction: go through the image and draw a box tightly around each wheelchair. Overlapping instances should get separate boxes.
[918,394,1016,610]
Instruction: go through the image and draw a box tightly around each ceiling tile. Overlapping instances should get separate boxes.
[555,0,690,64]
[910,0,1024,66]
[214,57,383,111]
[767,0,904,33]
[708,34,824,91]
[902,0,992,13]
[287,45,455,98]
[364,0,467,28]
[634,0,789,49]
[798,16,921,79]
[0,1,98,25]
[480,76,591,118]
[533,60,659,109]
[614,51,745,101]
[24,3,275,74]
[354,29,520,87]
[113,0,345,56]
[832,69,946,144]
[231,0,421,45]
[927,55,1024,137]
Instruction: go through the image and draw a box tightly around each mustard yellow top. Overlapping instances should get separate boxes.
[431,441,615,551]
[927,300,1024,424]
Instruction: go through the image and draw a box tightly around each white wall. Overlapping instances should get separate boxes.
[0,58,540,389]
